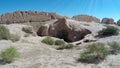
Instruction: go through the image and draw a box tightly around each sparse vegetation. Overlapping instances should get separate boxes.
[24,33,30,37]
[42,37,74,49]
[31,33,36,37]
[108,41,120,54]
[24,33,36,37]
[55,40,65,46]
[98,26,119,36]
[0,47,19,63]
[0,25,20,42]
[80,43,109,63]
[0,25,11,40]
[80,52,96,63]
[10,34,20,42]
[42,36,55,45]
[59,44,74,49]
[64,44,74,49]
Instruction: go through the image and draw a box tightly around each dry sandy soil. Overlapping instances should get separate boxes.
[0,22,120,68]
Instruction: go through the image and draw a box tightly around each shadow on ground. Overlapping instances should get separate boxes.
[0,60,6,65]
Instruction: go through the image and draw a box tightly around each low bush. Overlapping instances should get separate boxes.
[64,44,74,49]
[0,47,19,63]
[31,33,36,37]
[108,41,120,54]
[0,25,11,40]
[80,52,96,63]
[0,25,20,42]
[10,34,20,42]
[59,44,74,49]
[42,36,54,45]
[24,33,30,37]
[80,43,109,63]
[24,33,36,37]
[55,40,65,46]
[98,26,119,36]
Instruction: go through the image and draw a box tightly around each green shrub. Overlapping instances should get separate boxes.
[42,36,54,45]
[98,26,119,36]
[55,40,65,46]
[10,34,20,42]
[108,41,120,54]
[31,33,36,37]
[0,25,20,42]
[89,43,109,59]
[0,25,11,40]
[80,43,109,63]
[0,47,19,63]
[64,44,74,49]
[24,33,36,37]
[59,44,74,49]
[24,33,30,37]
[80,52,96,63]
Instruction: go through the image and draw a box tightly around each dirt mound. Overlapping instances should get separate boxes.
[101,18,115,24]
[72,15,100,23]
[0,11,63,24]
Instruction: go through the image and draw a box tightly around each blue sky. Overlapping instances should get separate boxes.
[0,0,120,21]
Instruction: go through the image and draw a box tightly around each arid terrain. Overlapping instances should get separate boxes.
[0,11,120,68]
